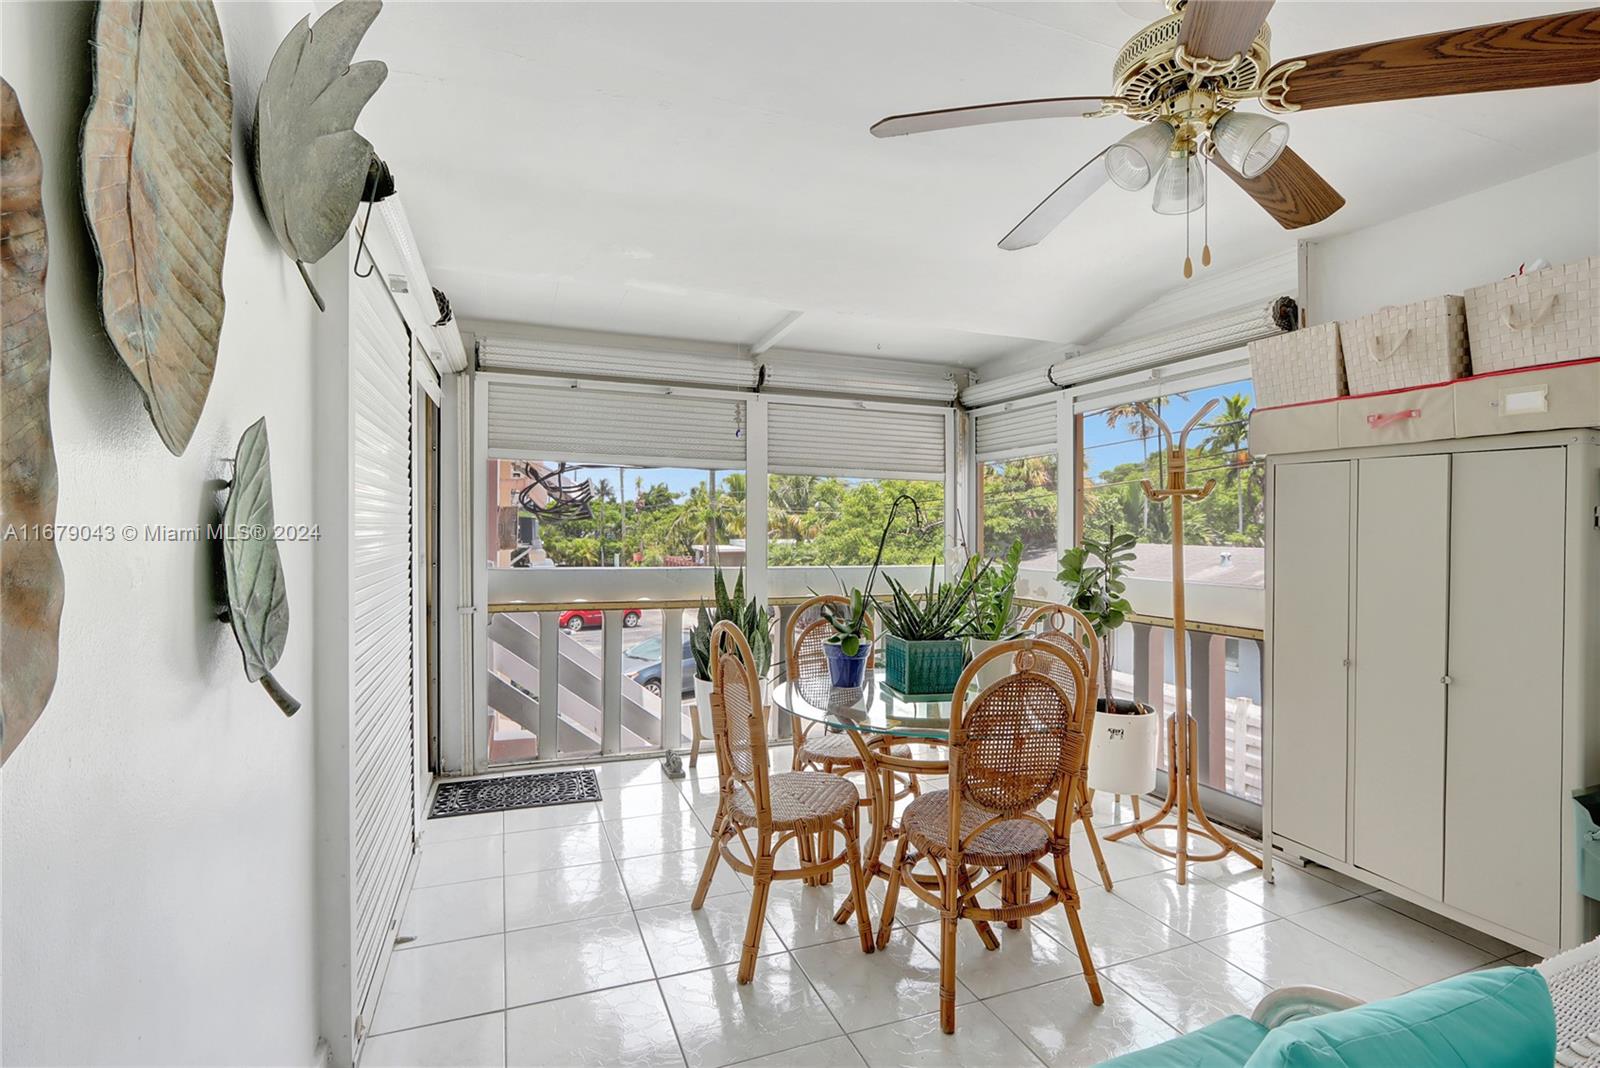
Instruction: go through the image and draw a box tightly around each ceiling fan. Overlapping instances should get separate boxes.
[871,1,1600,272]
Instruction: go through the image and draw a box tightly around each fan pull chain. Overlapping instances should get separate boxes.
[1183,149,1194,279]
[1201,152,1212,268]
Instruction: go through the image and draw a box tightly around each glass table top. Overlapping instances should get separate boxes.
[770,670,959,741]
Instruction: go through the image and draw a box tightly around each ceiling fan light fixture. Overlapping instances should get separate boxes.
[1104,122,1175,191]
[1210,111,1289,178]
[1151,150,1205,215]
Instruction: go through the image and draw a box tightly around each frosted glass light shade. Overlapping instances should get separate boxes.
[1211,111,1289,178]
[1151,151,1205,215]
[1104,123,1176,191]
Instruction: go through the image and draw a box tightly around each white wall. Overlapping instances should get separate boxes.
[1,3,323,1064]
[1305,152,1600,326]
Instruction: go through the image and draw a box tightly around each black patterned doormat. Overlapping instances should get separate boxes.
[429,770,602,818]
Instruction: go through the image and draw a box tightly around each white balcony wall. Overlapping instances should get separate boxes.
[0,2,322,1065]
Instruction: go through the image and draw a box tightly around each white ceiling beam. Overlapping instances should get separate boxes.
[750,311,804,355]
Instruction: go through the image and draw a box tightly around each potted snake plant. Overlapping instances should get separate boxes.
[690,566,773,735]
[1058,525,1156,795]
[963,538,1024,690]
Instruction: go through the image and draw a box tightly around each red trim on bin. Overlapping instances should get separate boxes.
[1253,357,1600,415]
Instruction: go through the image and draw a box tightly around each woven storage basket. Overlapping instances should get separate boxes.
[883,635,966,695]
[1340,296,1469,395]
[1464,257,1599,373]
[1248,322,1345,407]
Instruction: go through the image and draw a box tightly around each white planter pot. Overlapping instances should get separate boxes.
[1087,708,1159,796]
[693,676,714,738]
[967,638,1012,692]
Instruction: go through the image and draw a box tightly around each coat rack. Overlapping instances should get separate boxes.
[1106,399,1262,884]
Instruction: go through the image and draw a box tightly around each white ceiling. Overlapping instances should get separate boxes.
[358,1,1599,366]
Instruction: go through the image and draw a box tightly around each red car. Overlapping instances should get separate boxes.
[558,608,641,633]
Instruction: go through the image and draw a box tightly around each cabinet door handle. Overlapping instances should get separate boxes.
[1342,658,1352,668]
[1441,675,1453,685]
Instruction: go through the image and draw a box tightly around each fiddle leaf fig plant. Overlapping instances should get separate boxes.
[1058,525,1138,707]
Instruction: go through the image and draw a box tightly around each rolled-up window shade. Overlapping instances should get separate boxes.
[974,397,1057,460]
[486,379,746,468]
[768,402,947,481]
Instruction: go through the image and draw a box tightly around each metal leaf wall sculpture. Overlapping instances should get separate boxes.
[222,419,299,716]
[81,0,234,457]
[1,80,67,765]
[253,0,387,311]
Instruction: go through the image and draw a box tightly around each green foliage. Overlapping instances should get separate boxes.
[1058,525,1137,704]
[689,566,771,682]
[964,538,1023,640]
[980,456,1057,563]
[879,557,990,642]
[767,477,943,566]
[817,491,925,656]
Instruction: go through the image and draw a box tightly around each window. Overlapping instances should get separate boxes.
[980,453,1058,568]
[487,461,748,569]
[1079,379,1262,589]
[766,475,944,567]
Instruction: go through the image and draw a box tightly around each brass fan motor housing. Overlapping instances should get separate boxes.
[1110,3,1272,122]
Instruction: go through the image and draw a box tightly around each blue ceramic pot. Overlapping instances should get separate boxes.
[824,640,869,688]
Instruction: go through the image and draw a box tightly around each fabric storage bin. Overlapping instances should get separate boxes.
[1340,296,1470,395]
[1249,322,1346,407]
[1336,382,1455,448]
[1250,401,1339,456]
[1465,257,1599,373]
[1454,358,1600,438]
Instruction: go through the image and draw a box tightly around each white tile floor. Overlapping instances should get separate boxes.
[362,748,1529,1067]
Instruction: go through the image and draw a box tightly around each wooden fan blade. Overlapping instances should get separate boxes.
[999,149,1112,250]
[1264,7,1600,111]
[1214,147,1344,230]
[870,97,1112,138]
[1178,0,1275,63]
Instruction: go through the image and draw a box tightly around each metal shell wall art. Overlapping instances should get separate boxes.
[1,80,67,765]
[81,0,235,457]
[253,0,388,311]
[222,419,299,716]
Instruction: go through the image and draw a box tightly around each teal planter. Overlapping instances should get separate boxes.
[884,635,967,696]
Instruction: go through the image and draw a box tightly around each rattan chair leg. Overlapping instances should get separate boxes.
[843,815,876,955]
[939,914,959,1034]
[798,832,817,887]
[1003,871,1023,929]
[876,833,911,951]
[959,867,999,951]
[692,810,726,911]
[1055,856,1104,1005]
[819,825,836,886]
[739,843,775,985]
[689,714,702,768]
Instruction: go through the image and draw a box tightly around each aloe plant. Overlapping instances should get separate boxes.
[878,555,991,642]
[964,539,1024,641]
[690,566,771,681]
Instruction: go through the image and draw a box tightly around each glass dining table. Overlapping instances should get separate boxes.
[769,670,960,932]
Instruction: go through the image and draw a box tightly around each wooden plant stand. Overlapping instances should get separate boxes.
[1105,400,1262,884]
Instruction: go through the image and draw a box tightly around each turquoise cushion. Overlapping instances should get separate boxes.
[1243,967,1555,1067]
[1100,1015,1268,1067]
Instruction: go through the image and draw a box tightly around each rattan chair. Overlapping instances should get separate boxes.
[692,620,876,983]
[877,637,1103,1033]
[1018,603,1115,890]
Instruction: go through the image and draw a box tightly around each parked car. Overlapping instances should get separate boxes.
[625,635,696,698]
[559,608,641,633]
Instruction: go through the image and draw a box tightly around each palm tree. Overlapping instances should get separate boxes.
[1207,392,1253,532]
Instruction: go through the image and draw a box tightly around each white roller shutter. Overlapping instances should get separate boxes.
[768,401,947,480]
[349,265,415,1020]
[485,378,746,468]
[974,397,1058,461]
